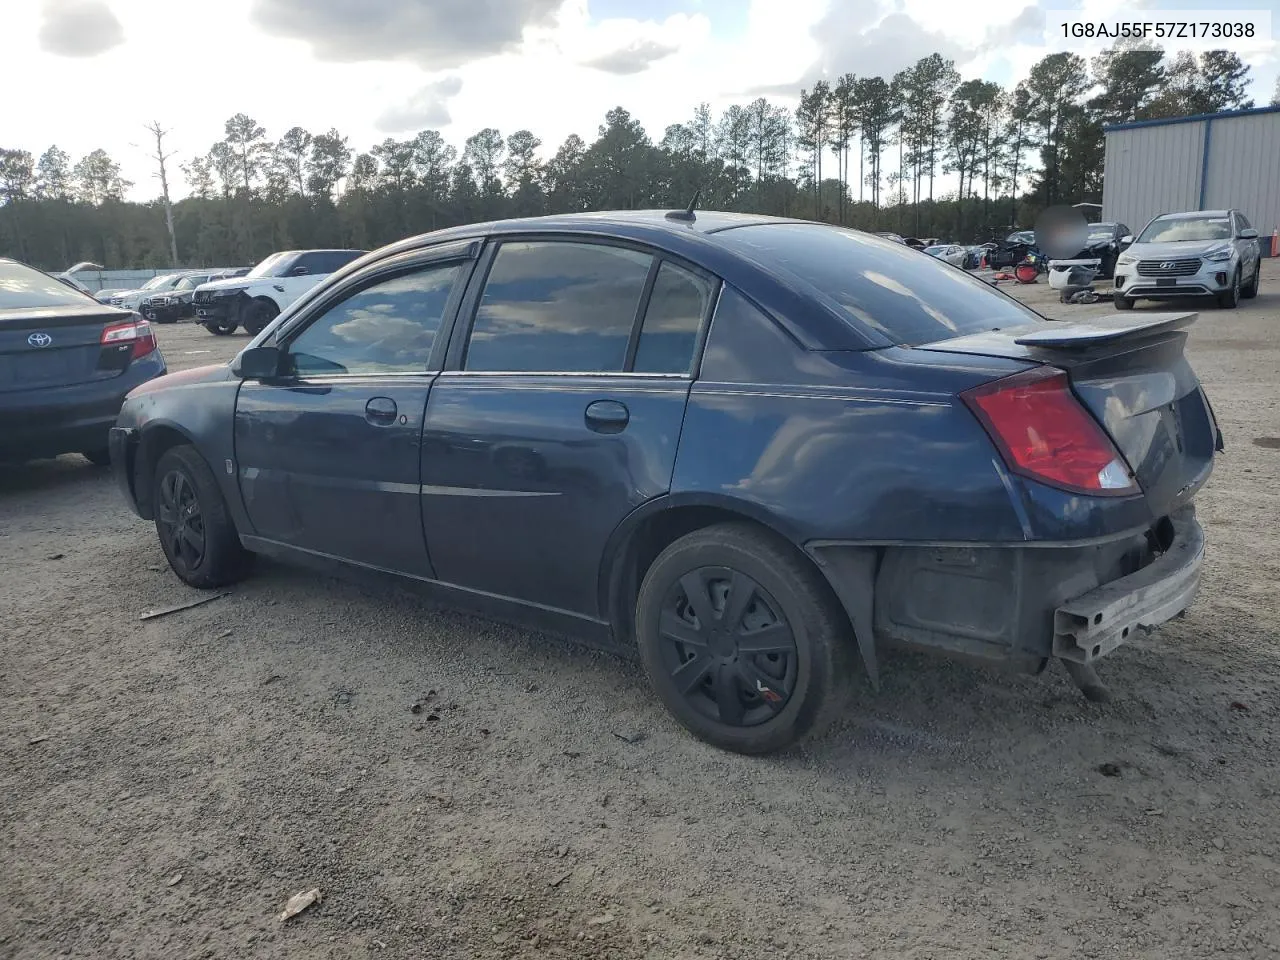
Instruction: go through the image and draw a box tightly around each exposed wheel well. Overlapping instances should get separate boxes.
[133,425,193,519]
[606,505,847,648]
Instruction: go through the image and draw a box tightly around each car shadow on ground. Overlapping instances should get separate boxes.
[0,456,113,497]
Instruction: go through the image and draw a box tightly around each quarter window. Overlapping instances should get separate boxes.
[287,263,462,376]
[465,241,653,373]
[633,262,714,374]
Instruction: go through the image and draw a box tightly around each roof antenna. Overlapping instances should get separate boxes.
[665,189,701,222]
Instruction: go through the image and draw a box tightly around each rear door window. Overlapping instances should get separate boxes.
[464,241,652,373]
[633,262,715,374]
[717,222,1041,346]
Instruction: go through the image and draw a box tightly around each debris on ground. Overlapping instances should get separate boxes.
[278,888,322,922]
[45,553,64,561]
[139,592,229,621]
[166,874,183,886]
[1097,762,1123,777]
[612,731,647,745]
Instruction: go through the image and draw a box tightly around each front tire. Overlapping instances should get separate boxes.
[1242,263,1260,300]
[635,523,853,754]
[1217,269,1241,309]
[153,445,253,588]
[1114,293,1134,310]
[241,298,280,336]
[205,320,237,336]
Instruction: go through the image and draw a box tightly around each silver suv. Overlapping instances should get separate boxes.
[1113,209,1262,310]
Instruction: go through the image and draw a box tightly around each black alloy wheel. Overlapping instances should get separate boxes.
[657,567,798,728]
[242,299,279,336]
[156,466,206,577]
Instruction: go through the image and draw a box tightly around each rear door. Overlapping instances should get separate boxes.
[234,245,475,575]
[420,239,716,618]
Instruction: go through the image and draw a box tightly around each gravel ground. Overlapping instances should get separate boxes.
[3,265,1279,959]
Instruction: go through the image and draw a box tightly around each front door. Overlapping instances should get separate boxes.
[420,239,717,618]
[234,255,473,576]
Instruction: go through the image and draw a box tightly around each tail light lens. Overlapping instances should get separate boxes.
[101,317,157,359]
[962,366,1137,496]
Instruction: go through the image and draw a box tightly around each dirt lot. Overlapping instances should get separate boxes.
[3,265,1280,959]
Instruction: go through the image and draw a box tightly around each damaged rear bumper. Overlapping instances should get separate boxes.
[1051,507,1203,664]
[809,506,1205,675]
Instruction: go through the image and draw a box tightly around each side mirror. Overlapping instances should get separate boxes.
[1239,228,1258,240]
[290,265,310,276]
[232,345,284,380]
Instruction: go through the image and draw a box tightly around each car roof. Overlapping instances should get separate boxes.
[290,211,889,351]
[1156,210,1231,220]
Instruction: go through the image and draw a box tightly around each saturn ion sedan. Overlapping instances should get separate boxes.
[109,211,1219,754]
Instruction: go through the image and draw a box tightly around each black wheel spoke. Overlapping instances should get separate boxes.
[738,660,788,714]
[678,571,714,626]
[714,664,745,725]
[671,653,713,694]
[156,501,176,524]
[721,571,757,631]
[736,622,794,655]
[181,525,203,551]
[659,609,708,647]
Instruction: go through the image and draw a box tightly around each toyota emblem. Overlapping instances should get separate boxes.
[27,332,52,347]
[1160,261,1174,270]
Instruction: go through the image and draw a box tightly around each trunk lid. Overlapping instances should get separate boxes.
[919,313,1219,516]
[0,302,138,393]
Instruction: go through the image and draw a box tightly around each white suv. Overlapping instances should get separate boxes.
[1113,209,1262,310]
[192,249,366,335]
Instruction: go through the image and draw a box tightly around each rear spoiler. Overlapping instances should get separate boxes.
[1014,313,1196,350]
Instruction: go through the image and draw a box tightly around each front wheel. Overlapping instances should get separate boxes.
[241,298,280,336]
[1242,263,1260,300]
[1114,293,1134,310]
[635,523,853,754]
[205,320,237,336]
[1217,270,1241,309]
[153,445,253,588]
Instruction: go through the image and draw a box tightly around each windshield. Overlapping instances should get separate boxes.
[718,223,1042,347]
[246,253,291,279]
[1138,216,1232,243]
[1087,225,1116,240]
[0,260,94,309]
[175,276,203,290]
[923,246,946,255]
[141,274,178,291]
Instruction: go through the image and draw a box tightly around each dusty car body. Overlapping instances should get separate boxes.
[109,211,1220,753]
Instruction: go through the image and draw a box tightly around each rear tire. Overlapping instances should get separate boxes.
[635,523,853,754]
[1217,270,1241,309]
[152,445,253,589]
[1114,294,1134,310]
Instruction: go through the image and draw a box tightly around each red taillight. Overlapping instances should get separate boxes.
[101,318,157,359]
[962,366,1137,496]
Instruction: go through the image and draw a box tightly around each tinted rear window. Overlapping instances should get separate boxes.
[717,223,1042,346]
[0,261,92,310]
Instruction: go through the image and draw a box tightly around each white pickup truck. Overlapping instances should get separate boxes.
[192,249,366,336]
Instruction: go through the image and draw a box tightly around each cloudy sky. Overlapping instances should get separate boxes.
[4,0,1277,201]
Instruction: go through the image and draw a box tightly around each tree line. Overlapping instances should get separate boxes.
[0,43,1263,272]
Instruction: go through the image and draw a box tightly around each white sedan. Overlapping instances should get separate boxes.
[923,244,967,267]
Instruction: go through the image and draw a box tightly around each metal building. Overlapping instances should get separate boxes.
[1102,105,1280,250]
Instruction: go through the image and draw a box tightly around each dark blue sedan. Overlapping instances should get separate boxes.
[109,211,1219,753]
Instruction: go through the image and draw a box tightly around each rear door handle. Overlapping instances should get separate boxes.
[584,399,629,434]
[365,396,397,425]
